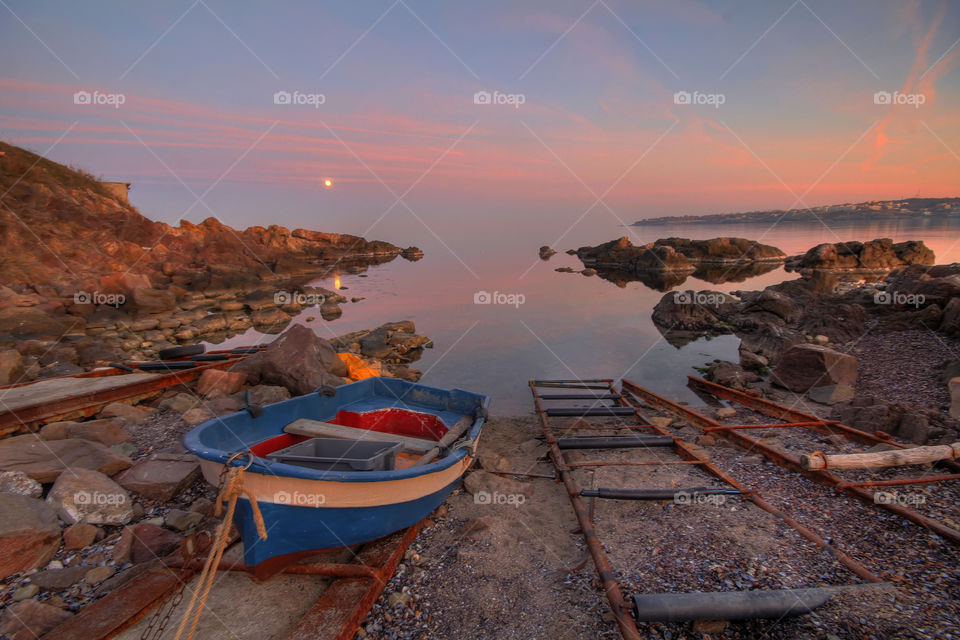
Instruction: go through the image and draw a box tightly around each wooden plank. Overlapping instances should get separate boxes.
[803,443,960,470]
[283,419,436,453]
[0,373,160,412]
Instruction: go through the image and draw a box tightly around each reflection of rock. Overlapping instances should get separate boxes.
[692,261,780,284]
[594,268,691,291]
[538,246,557,260]
[401,246,424,261]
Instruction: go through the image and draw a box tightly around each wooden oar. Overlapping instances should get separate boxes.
[411,415,475,467]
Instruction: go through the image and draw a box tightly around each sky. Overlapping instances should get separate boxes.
[1,0,958,248]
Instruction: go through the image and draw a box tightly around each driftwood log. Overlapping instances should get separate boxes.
[801,443,960,470]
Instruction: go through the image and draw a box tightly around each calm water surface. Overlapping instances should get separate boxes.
[215,218,960,414]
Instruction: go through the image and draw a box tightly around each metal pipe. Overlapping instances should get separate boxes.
[580,487,740,500]
[557,435,674,449]
[632,588,830,622]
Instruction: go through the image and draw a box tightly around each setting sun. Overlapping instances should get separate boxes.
[323,178,332,188]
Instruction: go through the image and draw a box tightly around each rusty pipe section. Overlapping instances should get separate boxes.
[529,380,642,640]
[614,380,881,584]
[623,378,960,546]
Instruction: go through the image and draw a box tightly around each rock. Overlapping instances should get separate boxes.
[131,287,176,314]
[164,508,204,531]
[0,436,132,483]
[84,565,116,584]
[0,494,61,579]
[63,419,131,446]
[387,591,411,608]
[770,344,858,393]
[99,272,152,298]
[951,378,960,420]
[12,583,39,601]
[189,497,214,516]
[715,407,737,419]
[401,246,424,260]
[46,468,133,525]
[739,348,768,371]
[462,470,529,499]
[158,392,201,414]
[940,297,960,337]
[0,600,73,639]
[787,238,934,271]
[695,434,717,446]
[648,416,673,429]
[538,246,557,260]
[337,352,383,381]
[0,307,79,340]
[39,421,73,440]
[0,470,42,498]
[250,307,292,330]
[181,407,215,425]
[234,324,347,395]
[581,268,597,276]
[692,619,729,634]
[115,523,182,564]
[897,413,930,444]
[98,402,151,425]
[807,384,855,405]
[478,452,513,473]
[196,369,246,397]
[319,302,342,321]
[247,385,291,406]
[706,361,758,389]
[31,566,89,590]
[0,348,24,384]
[63,523,99,550]
[206,395,242,415]
[114,453,201,501]
[652,290,738,331]
[359,327,395,359]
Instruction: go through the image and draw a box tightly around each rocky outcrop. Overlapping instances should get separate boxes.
[576,236,785,273]
[785,238,934,272]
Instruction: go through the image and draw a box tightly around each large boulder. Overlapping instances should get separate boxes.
[114,453,201,501]
[770,344,857,392]
[0,307,80,340]
[0,493,61,579]
[787,238,934,271]
[46,467,134,525]
[41,418,130,446]
[0,436,132,483]
[651,290,738,331]
[234,324,347,395]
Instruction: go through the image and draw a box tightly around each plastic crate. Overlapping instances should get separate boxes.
[267,437,402,472]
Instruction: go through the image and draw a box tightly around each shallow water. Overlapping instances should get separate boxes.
[213,218,960,414]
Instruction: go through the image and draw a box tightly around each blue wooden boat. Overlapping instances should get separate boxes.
[183,377,489,578]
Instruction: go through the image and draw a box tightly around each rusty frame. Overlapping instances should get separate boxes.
[623,378,960,545]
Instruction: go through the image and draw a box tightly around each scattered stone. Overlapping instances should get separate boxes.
[181,407,215,425]
[478,452,513,473]
[114,523,182,564]
[0,600,73,639]
[387,591,411,608]
[951,377,960,420]
[0,436,132,482]
[158,393,201,414]
[189,497,214,515]
[0,470,42,498]
[648,416,673,429]
[0,494,61,577]
[164,508,204,531]
[83,565,116,584]
[695,434,717,447]
[692,619,729,634]
[0,348,24,385]
[715,407,737,419]
[63,418,131,446]
[98,402,152,425]
[114,452,201,501]
[31,566,89,590]
[12,583,39,601]
[46,467,133,525]
[63,523,98,550]
[247,385,291,406]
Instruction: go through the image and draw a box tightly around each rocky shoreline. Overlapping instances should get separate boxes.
[0,319,433,636]
[651,241,960,445]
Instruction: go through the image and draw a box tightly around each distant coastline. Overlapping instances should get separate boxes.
[633,197,960,226]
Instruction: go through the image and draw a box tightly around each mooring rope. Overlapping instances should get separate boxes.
[173,464,267,640]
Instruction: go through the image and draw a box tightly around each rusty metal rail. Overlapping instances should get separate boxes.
[530,378,880,638]
[624,378,960,545]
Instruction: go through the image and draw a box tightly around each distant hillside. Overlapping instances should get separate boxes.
[0,141,413,288]
[633,198,960,226]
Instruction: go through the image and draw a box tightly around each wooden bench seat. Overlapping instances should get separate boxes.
[282,418,437,453]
